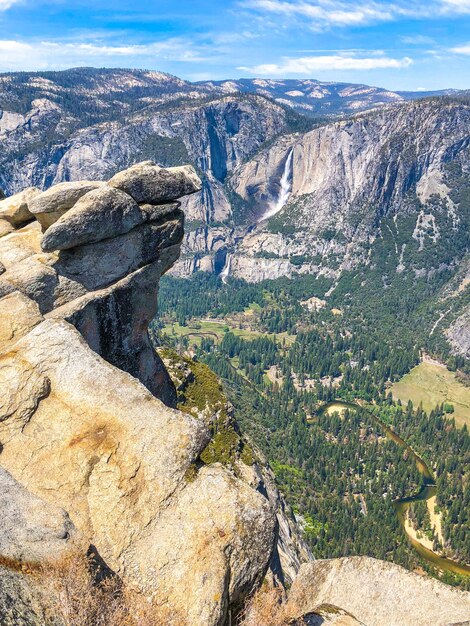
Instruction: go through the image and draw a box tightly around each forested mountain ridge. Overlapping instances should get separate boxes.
[1,68,450,125]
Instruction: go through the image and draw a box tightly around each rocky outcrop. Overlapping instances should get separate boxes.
[108,161,202,204]
[29,180,105,229]
[446,308,470,358]
[287,557,470,626]
[0,163,280,625]
[0,188,40,228]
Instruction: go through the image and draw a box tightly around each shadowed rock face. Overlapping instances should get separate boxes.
[0,163,278,626]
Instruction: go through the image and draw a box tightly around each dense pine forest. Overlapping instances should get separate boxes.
[155,269,470,589]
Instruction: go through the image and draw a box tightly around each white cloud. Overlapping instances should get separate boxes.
[450,42,470,53]
[441,0,470,11]
[400,34,436,44]
[239,53,413,75]
[240,0,398,28]
[0,38,208,71]
[240,0,470,29]
[0,0,19,10]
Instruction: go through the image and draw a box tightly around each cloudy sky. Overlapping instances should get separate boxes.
[0,0,469,90]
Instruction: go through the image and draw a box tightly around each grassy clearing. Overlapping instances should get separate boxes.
[391,362,470,428]
[162,321,226,346]
[162,320,294,346]
[246,302,262,313]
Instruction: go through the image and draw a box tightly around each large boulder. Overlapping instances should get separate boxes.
[0,188,40,226]
[41,186,181,253]
[287,557,470,626]
[29,181,105,230]
[122,464,275,624]
[108,161,201,204]
[0,466,75,565]
[41,186,142,252]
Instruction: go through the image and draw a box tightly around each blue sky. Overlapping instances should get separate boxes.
[0,0,469,90]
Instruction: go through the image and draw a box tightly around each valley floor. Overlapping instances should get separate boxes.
[156,273,470,590]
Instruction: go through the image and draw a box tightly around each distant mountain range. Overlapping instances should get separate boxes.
[0,67,468,356]
[198,77,461,117]
[0,67,462,124]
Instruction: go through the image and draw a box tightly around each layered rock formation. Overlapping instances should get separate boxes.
[0,163,279,625]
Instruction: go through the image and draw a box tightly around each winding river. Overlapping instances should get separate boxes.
[318,400,470,577]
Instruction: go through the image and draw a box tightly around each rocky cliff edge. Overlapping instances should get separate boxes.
[0,162,279,625]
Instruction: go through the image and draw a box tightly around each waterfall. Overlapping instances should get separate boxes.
[220,253,232,284]
[259,149,294,222]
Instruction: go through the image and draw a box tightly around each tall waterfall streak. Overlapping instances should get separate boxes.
[259,149,294,222]
[220,253,232,284]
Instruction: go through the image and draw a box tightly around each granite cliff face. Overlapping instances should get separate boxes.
[227,97,470,283]
[0,163,283,625]
[171,96,469,297]
[2,72,468,298]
